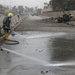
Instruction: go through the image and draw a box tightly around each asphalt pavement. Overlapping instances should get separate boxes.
[0,15,75,75]
[15,15,75,32]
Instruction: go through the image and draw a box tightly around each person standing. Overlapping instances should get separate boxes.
[3,13,13,40]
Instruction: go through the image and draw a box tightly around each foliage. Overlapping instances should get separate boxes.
[11,6,18,15]
[18,6,24,15]
[51,0,75,11]
[0,4,5,13]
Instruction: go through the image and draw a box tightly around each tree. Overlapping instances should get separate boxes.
[0,4,5,13]
[11,6,18,15]
[18,6,24,14]
[51,0,75,11]
[29,7,33,13]
[25,6,29,13]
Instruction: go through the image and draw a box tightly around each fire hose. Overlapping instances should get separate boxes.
[3,40,19,45]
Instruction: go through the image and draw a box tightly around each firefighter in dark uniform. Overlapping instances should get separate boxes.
[3,13,13,40]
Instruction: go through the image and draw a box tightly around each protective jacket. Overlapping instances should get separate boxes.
[3,17,11,29]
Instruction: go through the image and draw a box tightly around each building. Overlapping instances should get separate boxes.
[41,1,53,13]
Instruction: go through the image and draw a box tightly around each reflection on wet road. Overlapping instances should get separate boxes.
[1,31,75,75]
[52,38,75,61]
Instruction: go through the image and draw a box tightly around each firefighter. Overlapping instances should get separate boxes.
[3,13,13,40]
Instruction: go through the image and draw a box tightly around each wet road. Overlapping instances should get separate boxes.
[15,15,75,32]
[0,31,75,75]
[0,16,75,75]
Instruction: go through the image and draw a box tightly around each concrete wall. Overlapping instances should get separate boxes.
[42,11,75,18]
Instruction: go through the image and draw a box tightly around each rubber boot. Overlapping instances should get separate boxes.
[4,33,10,41]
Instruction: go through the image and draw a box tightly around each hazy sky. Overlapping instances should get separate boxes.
[0,0,50,8]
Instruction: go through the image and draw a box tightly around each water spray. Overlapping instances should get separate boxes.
[2,47,50,66]
[2,47,75,67]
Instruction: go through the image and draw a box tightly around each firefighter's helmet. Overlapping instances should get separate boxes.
[8,13,13,17]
